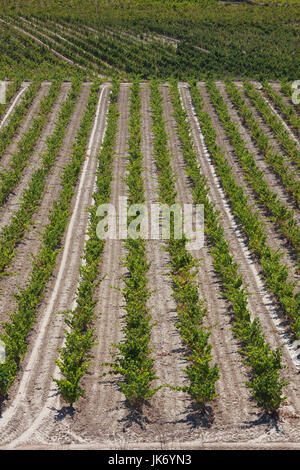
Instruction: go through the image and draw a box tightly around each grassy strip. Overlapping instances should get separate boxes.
[0,80,101,400]
[0,79,62,206]
[104,80,160,408]
[170,80,288,414]
[207,80,300,257]
[150,80,219,410]
[0,77,82,277]
[225,80,300,208]
[243,81,300,170]
[54,78,120,405]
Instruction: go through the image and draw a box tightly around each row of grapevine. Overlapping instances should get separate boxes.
[0,78,82,277]
[104,81,160,408]
[206,81,300,257]
[32,16,188,78]
[16,16,113,76]
[3,17,94,76]
[0,80,101,400]
[43,17,186,76]
[0,78,23,120]
[0,21,77,79]
[0,79,62,207]
[55,79,120,405]
[280,81,300,112]
[0,78,41,160]
[150,80,219,409]
[205,80,299,337]
[244,81,300,170]
[262,81,300,137]
[28,16,158,76]
[170,80,288,414]
[224,80,300,207]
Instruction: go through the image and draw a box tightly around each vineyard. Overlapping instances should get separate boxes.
[0,0,299,452]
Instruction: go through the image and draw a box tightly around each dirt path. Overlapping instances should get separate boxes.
[0,82,90,326]
[179,83,300,420]
[0,84,111,448]
[139,84,191,442]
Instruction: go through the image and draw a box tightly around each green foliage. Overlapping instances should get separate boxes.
[205,80,299,338]
[54,79,120,405]
[170,79,288,414]
[0,77,82,277]
[104,79,161,408]
[150,79,219,409]
[225,79,300,207]
[0,79,102,400]
[1,1,299,80]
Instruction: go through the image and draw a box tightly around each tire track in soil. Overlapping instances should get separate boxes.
[0,82,70,232]
[0,83,91,326]
[68,84,131,446]
[0,85,111,448]
[0,82,50,169]
[200,83,299,285]
[180,82,300,421]
[160,84,261,438]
